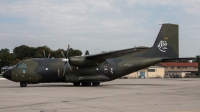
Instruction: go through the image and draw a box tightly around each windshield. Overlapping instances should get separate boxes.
[15,62,27,68]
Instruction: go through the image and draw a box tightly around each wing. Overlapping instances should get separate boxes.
[69,46,150,66]
[86,46,150,60]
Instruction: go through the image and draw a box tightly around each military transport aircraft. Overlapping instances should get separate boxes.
[3,23,195,87]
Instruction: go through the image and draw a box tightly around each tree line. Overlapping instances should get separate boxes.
[0,45,90,69]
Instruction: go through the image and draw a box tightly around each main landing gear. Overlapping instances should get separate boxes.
[73,82,81,86]
[20,82,27,87]
[73,82,100,86]
[92,82,100,86]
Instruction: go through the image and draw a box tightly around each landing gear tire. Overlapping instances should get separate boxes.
[81,82,91,86]
[20,82,27,87]
[73,82,80,86]
[92,82,100,86]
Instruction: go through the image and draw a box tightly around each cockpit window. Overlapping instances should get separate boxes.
[15,63,27,68]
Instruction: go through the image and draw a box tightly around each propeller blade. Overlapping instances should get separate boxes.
[58,69,60,77]
[61,51,66,58]
[43,50,46,58]
[66,44,70,57]
[63,63,67,76]
[48,53,51,58]
[62,60,72,76]
[66,61,72,71]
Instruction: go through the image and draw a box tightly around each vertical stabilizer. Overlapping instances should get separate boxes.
[144,23,179,58]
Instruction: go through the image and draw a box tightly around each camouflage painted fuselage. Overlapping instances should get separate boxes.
[3,23,180,85]
[9,51,163,83]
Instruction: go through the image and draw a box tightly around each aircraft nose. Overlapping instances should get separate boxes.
[3,70,12,80]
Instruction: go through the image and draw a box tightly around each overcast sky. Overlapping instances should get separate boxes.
[0,0,200,57]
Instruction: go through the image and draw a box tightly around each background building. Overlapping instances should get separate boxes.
[158,62,198,78]
[124,62,198,78]
[124,66,165,78]
[0,66,13,78]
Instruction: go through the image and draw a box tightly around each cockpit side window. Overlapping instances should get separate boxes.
[15,63,27,68]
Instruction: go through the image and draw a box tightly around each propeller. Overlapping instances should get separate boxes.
[61,45,72,76]
[43,50,51,58]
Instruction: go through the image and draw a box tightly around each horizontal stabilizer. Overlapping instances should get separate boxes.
[162,57,196,62]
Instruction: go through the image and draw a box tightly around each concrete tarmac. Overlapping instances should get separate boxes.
[0,78,200,112]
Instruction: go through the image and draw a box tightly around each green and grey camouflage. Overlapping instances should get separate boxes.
[4,24,189,87]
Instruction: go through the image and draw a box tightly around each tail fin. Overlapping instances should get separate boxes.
[144,23,179,58]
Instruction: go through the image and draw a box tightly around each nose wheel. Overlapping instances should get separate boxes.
[20,82,27,87]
